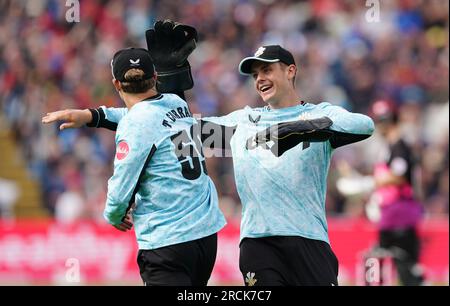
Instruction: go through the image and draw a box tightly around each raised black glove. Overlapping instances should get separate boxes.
[146,19,198,93]
[247,117,334,157]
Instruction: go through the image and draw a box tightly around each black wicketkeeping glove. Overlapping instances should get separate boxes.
[247,117,334,157]
[146,19,198,93]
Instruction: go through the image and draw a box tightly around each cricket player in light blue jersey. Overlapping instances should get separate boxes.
[218,45,374,286]
[44,46,226,286]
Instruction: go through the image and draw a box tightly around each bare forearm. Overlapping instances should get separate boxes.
[42,108,93,130]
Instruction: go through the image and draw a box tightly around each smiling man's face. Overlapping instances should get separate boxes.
[251,61,296,105]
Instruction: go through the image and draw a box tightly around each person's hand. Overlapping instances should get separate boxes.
[42,109,92,130]
[113,210,134,232]
[145,19,198,92]
[146,19,197,70]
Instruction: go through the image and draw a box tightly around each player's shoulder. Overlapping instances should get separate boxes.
[234,106,264,123]
[124,103,154,121]
[129,93,183,115]
[219,106,249,120]
[118,103,158,131]
[161,93,188,106]
[313,101,335,109]
[309,101,348,113]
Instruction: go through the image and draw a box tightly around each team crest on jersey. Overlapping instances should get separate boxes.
[248,114,261,124]
[116,141,130,160]
[245,272,257,286]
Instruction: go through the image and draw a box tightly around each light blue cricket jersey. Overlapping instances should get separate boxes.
[103,93,226,250]
[203,102,374,244]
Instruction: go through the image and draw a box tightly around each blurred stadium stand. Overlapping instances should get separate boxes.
[0,114,45,218]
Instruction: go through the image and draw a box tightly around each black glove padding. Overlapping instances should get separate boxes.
[146,19,198,93]
[248,117,334,157]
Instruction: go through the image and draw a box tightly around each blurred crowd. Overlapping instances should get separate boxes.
[0,0,448,222]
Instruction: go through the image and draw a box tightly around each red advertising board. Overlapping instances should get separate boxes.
[0,218,447,285]
[328,217,449,285]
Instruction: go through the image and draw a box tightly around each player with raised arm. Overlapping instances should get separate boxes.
[46,45,226,286]
[200,45,374,286]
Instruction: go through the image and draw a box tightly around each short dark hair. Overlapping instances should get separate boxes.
[120,69,155,93]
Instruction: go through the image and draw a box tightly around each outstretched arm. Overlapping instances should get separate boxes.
[87,107,127,131]
[41,107,127,131]
[83,19,198,130]
[250,104,375,157]
[42,20,195,131]
[248,117,334,157]
[42,20,235,151]
[42,109,93,130]
[318,103,375,149]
